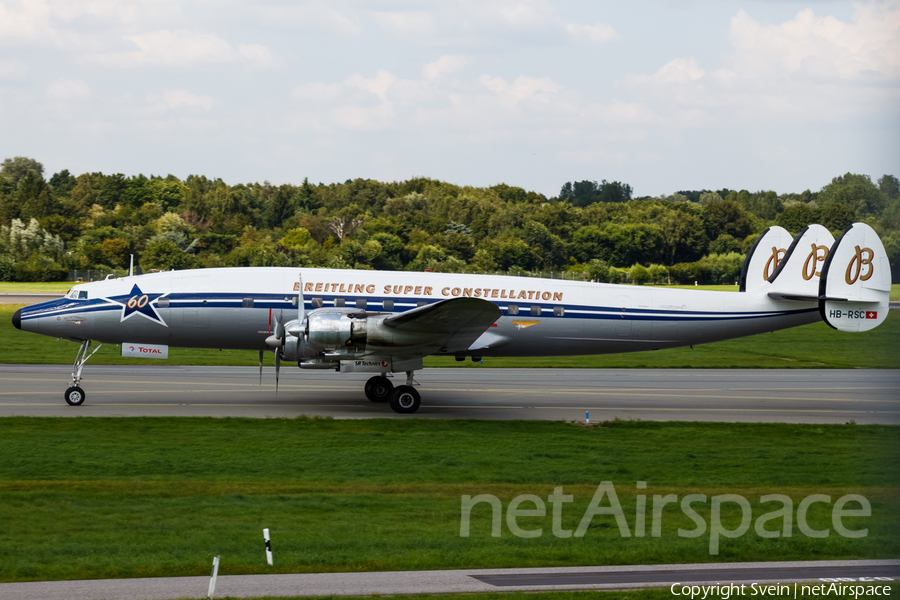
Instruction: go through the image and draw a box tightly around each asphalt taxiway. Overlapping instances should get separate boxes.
[0,560,896,600]
[0,365,897,423]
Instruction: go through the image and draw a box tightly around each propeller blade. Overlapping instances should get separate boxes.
[274,311,285,342]
[274,349,281,395]
[298,273,305,325]
[258,350,264,386]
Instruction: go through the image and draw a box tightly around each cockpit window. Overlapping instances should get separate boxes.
[78,291,88,299]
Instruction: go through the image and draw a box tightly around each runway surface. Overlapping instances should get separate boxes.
[1,365,898,423]
[0,560,896,600]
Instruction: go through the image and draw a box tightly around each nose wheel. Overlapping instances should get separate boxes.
[65,386,86,406]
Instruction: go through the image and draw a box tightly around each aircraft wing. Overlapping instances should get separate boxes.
[382,297,501,353]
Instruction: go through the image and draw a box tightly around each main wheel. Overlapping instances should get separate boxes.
[365,376,393,403]
[389,385,420,414]
[65,386,86,406]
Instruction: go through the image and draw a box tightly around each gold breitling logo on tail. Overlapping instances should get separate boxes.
[802,243,829,281]
[845,246,875,285]
[763,246,786,280]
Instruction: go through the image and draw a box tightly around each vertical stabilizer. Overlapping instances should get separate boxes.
[819,223,891,332]
[739,226,794,292]
[766,224,835,299]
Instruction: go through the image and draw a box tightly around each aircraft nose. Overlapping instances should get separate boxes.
[12,308,22,330]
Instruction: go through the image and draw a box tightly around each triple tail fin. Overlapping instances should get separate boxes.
[766,224,835,301]
[818,223,891,332]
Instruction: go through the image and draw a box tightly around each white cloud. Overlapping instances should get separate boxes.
[344,70,398,102]
[479,75,561,104]
[331,103,395,132]
[652,58,706,84]
[257,3,358,35]
[291,82,343,102]
[163,89,214,111]
[47,78,91,100]
[565,22,617,44]
[373,10,434,37]
[126,29,233,65]
[0,59,29,78]
[50,0,184,27]
[474,0,556,29]
[423,55,470,80]
[623,3,900,127]
[85,29,234,67]
[728,4,900,82]
[238,43,274,67]
[0,0,54,43]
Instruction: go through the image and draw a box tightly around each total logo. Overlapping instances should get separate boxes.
[121,343,169,359]
[127,346,163,355]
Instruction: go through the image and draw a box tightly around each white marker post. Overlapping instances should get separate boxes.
[585,411,590,424]
[207,555,220,599]
[263,528,273,565]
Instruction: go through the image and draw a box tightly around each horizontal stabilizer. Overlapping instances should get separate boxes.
[767,292,819,303]
[740,226,794,293]
[818,223,891,332]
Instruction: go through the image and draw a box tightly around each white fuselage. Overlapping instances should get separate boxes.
[18,267,820,358]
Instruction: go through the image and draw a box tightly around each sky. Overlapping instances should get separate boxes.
[1,0,898,198]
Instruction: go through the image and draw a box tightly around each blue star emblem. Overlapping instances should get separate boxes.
[107,284,169,326]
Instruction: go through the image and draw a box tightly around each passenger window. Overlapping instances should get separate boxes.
[158,297,170,308]
[554,306,564,317]
[311,297,324,308]
[242,297,254,308]
[355,298,367,310]
[417,301,427,307]
[530,305,542,316]
[291,296,299,307]
[334,297,345,307]
[508,304,519,315]
[383,299,394,310]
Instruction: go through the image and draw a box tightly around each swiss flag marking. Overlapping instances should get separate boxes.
[866,311,877,319]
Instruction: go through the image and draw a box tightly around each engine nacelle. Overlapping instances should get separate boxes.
[305,309,368,353]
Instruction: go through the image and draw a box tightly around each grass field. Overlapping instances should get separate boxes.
[2,304,898,368]
[0,282,73,292]
[0,418,897,583]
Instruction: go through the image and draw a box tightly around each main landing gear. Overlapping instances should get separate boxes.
[364,372,421,414]
[65,339,103,406]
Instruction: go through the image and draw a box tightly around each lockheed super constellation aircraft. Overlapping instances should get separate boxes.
[12,222,892,414]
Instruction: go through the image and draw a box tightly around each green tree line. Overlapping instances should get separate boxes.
[1,156,898,284]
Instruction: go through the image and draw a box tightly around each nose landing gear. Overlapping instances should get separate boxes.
[65,339,103,406]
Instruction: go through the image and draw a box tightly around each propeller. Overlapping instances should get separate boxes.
[262,274,305,395]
